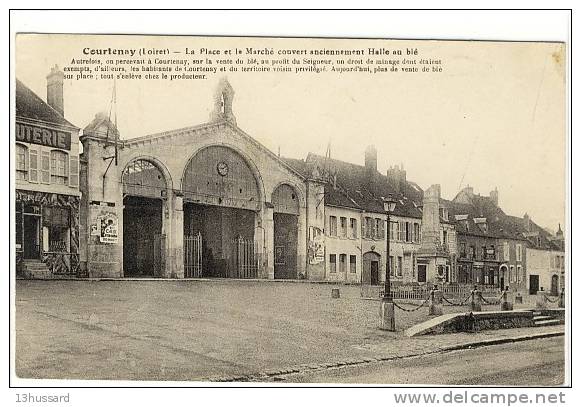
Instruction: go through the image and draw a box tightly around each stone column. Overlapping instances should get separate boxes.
[296,206,307,279]
[171,194,184,278]
[264,205,275,280]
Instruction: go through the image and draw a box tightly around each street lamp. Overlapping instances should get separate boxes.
[379,196,397,331]
[383,196,397,302]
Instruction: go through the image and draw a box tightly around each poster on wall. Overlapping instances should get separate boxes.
[98,213,119,244]
[308,227,325,265]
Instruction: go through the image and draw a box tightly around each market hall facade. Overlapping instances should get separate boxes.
[79,79,326,280]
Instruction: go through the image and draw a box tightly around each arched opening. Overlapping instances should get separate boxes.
[362,251,381,286]
[272,184,300,279]
[122,159,168,277]
[181,145,262,278]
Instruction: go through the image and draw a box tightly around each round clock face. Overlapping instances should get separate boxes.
[217,161,229,176]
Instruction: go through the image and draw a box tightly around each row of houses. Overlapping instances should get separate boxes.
[15,68,566,295]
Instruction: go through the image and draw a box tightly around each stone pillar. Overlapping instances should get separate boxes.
[264,205,275,280]
[296,206,307,279]
[379,298,395,331]
[429,285,443,315]
[171,194,184,278]
[470,286,482,312]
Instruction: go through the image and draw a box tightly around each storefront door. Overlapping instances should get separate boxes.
[23,214,40,259]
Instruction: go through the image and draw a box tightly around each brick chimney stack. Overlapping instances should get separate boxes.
[490,187,499,206]
[47,65,65,116]
[387,164,407,193]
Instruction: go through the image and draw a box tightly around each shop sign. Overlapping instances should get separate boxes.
[16,122,72,150]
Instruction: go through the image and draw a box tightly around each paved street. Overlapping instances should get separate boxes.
[279,337,565,385]
[15,280,564,383]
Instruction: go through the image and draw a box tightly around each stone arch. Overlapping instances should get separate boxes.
[180,144,265,211]
[272,183,301,215]
[121,156,173,199]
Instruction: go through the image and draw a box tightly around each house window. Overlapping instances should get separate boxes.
[339,254,347,273]
[469,245,476,259]
[16,144,28,180]
[364,217,374,239]
[349,255,357,273]
[504,242,510,261]
[397,256,403,277]
[481,246,487,260]
[376,218,384,240]
[413,223,421,243]
[398,221,405,241]
[389,221,399,241]
[510,265,515,283]
[460,242,467,257]
[329,254,337,273]
[516,265,523,283]
[50,150,69,185]
[340,217,347,238]
[442,230,448,245]
[349,218,357,239]
[329,216,337,237]
[405,222,412,242]
[516,244,522,261]
[389,256,394,276]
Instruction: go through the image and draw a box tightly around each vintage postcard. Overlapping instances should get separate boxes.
[13,33,566,385]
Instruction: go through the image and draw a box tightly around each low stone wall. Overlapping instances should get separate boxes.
[406,310,536,336]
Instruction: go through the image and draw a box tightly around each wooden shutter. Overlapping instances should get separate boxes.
[29,148,38,183]
[69,156,79,187]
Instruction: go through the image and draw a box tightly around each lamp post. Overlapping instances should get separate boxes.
[383,197,396,301]
[379,196,397,331]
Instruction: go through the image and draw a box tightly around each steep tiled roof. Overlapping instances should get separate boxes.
[16,79,77,128]
[449,191,562,250]
[283,153,424,218]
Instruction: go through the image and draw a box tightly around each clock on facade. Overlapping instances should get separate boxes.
[217,161,229,176]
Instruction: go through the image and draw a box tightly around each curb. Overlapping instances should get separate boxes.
[205,329,564,382]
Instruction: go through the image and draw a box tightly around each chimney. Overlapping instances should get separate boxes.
[523,213,531,232]
[556,223,563,240]
[47,65,65,116]
[387,164,407,193]
[364,145,377,172]
[490,187,499,206]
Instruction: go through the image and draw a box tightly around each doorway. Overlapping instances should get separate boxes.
[274,213,298,279]
[529,275,540,295]
[123,196,163,277]
[362,251,381,286]
[23,215,40,259]
[417,264,427,283]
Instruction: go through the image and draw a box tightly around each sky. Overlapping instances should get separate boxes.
[15,34,566,231]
